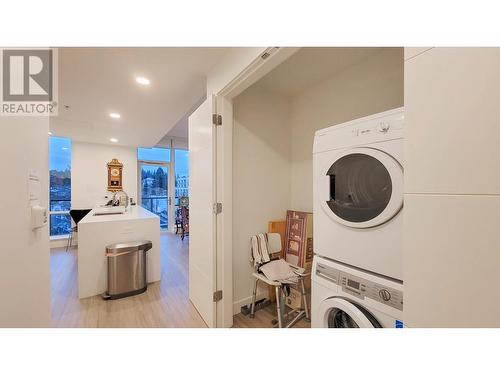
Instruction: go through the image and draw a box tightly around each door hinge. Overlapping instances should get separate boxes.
[213,290,223,302]
[212,113,222,126]
[213,202,222,214]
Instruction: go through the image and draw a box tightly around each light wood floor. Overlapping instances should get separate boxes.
[51,232,310,328]
[51,233,207,328]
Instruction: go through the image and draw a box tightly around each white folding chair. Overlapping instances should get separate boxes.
[249,233,310,328]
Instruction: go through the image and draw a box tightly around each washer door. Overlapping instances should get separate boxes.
[319,147,403,228]
[319,297,381,328]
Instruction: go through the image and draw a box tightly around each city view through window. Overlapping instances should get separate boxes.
[48,144,188,236]
[140,164,168,228]
[138,148,189,230]
[174,149,189,204]
[49,137,72,236]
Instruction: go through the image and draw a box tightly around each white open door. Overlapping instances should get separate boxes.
[188,48,301,328]
[188,98,216,327]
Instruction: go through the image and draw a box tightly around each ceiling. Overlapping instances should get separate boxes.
[157,94,206,144]
[50,47,230,147]
[164,119,189,139]
[160,48,390,144]
[255,47,386,97]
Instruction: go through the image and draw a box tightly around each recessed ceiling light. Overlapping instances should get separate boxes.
[62,147,69,151]
[109,113,121,119]
[48,131,53,135]
[136,76,150,85]
[110,138,119,143]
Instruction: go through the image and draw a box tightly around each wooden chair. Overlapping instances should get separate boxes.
[249,233,310,328]
[174,208,183,234]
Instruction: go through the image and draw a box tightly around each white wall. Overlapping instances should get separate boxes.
[289,48,404,211]
[404,48,500,327]
[72,142,137,208]
[232,85,291,311]
[0,116,51,327]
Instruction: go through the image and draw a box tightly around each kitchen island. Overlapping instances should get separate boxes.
[77,205,161,299]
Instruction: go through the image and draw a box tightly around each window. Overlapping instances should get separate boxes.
[137,147,188,230]
[49,137,72,236]
[174,149,189,206]
[137,147,170,163]
[138,147,170,229]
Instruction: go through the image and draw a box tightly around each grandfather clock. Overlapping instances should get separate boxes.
[107,158,123,192]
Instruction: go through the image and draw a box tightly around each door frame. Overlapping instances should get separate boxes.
[212,47,301,327]
[137,160,172,231]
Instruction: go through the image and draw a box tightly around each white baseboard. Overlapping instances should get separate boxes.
[51,237,67,249]
[50,234,76,249]
[233,289,269,315]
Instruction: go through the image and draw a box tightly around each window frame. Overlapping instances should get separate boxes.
[136,145,189,233]
[48,136,72,238]
[174,148,189,206]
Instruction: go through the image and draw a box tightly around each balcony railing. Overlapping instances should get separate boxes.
[141,196,168,229]
[50,198,71,212]
[49,198,71,236]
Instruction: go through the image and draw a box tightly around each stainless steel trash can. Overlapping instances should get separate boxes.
[103,240,152,300]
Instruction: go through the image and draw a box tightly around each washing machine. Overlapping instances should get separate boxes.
[312,256,403,328]
[313,107,404,280]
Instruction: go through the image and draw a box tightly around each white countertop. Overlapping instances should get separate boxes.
[79,205,159,224]
[77,203,161,298]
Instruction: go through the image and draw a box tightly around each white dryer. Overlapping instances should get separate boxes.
[312,256,403,328]
[313,108,404,280]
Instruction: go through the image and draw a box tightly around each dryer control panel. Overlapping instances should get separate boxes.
[315,262,403,311]
[313,108,404,154]
[351,119,403,138]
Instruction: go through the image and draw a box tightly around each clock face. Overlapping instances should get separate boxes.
[110,168,120,177]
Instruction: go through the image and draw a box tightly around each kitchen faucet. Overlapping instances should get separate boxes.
[112,190,129,209]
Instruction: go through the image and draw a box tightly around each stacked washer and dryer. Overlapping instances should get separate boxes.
[312,108,404,328]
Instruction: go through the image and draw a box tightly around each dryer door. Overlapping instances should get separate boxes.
[319,297,381,328]
[319,147,403,228]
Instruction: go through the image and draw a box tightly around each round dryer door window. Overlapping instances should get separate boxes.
[319,297,381,328]
[319,147,403,228]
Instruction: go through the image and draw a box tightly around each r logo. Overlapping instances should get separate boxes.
[2,49,53,102]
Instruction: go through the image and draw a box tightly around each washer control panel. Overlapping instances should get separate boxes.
[316,263,340,284]
[315,263,403,311]
[339,272,403,311]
